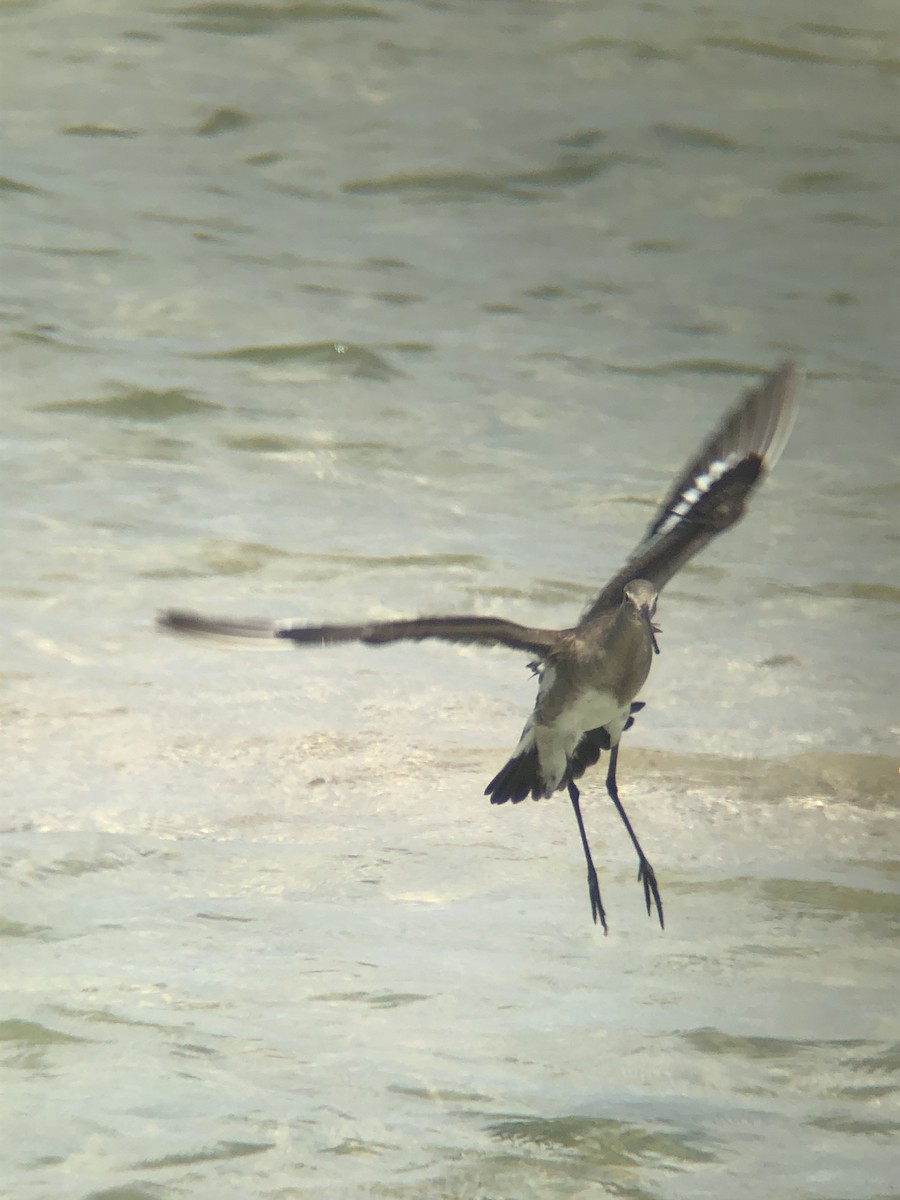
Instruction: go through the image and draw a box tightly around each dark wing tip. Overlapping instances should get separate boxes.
[158,608,206,632]
[732,359,798,477]
[157,609,279,639]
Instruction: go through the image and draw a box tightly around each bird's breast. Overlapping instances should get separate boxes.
[531,679,629,793]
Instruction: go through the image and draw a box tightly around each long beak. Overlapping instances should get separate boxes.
[641,607,661,655]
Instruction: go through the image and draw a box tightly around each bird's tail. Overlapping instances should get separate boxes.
[485,742,544,805]
[485,701,645,804]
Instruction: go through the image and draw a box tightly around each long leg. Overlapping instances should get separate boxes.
[605,745,665,929]
[567,778,608,934]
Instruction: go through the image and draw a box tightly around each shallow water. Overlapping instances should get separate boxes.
[2,1,899,1198]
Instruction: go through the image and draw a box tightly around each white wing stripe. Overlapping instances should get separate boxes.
[650,453,742,537]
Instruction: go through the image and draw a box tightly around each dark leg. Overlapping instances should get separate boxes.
[567,778,608,934]
[605,745,665,929]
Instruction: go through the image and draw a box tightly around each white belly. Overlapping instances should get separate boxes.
[511,666,631,796]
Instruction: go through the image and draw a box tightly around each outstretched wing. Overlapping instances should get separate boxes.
[159,609,559,656]
[581,361,798,621]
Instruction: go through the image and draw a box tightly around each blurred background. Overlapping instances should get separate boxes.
[2,2,898,1198]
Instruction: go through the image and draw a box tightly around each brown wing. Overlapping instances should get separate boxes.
[159,609,559,656]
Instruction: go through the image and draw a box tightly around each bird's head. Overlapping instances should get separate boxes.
[623,579,661,655]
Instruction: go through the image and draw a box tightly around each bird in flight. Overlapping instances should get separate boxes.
[160,362,797,932]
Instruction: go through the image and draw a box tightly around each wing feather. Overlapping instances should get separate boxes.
[159,609,558,656]
[581,361,797,621]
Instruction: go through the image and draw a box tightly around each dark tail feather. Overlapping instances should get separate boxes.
[486,702,646,804]
[567,701,646,784]
[567,727,608,782]
[485,746,543,804]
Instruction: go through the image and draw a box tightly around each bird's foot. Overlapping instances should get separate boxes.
[587,866,609,935]
[637,857,665,929]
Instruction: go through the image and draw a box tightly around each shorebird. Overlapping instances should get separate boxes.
[160,362,797,932]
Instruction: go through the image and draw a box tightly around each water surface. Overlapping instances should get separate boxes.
[2,2,898,1198]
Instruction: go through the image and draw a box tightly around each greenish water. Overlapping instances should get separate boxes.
[2,1,898,1198]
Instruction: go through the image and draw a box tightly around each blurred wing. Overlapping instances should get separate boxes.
[647,360,797,540]
[159,609,559,656]
[159,610,288,647]
[582,361,798,621]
